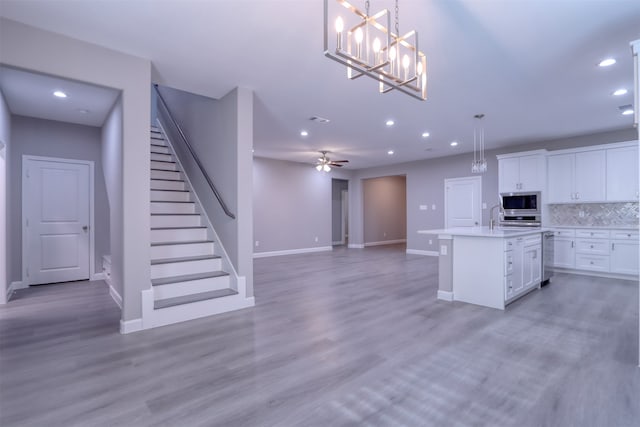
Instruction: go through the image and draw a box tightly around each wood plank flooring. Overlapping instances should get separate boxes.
[0,244,638,426]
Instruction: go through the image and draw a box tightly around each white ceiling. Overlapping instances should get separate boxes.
[0,66,120,127]
[1,0,639,169]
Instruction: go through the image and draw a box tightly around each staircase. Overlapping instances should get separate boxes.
[141,125,253,329]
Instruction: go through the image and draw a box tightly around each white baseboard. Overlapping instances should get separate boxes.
[406,249,439,256]
[364,239,407,247]
[7,281,27,300]
[109,284,123,309]
[348,243,365,249]
[120,318,144,334]
[91,272,106,281]
[437,290,454,301]
[332,241,344,245]
[253,246,332,258]
[552,267,638,281]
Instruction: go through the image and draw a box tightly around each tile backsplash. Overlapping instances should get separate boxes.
[548,203,639,227]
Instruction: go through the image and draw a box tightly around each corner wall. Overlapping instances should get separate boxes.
[0,90,10,304]
[0,18,151,327]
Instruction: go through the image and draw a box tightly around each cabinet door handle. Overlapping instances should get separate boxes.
[590,245,594,249]
[571,241,574,248]
[576,192,579,200]
[612,243,615,251]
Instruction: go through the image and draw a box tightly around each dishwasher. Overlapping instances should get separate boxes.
[542,231,554,285]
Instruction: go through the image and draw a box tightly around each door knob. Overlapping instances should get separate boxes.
[82,225,88,231]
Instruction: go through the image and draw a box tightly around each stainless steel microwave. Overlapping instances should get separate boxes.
[500,192,541,226]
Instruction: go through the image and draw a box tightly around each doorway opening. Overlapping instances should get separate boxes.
[362,175,407,247]
[332,178,349,246]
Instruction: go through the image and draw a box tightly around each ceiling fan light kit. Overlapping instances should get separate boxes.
[324,0,427,101]
[316,150,349,172]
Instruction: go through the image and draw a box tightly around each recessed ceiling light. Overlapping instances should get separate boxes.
[421,132,430,138]
[622,108,634,116]
[53,90,67,98]
[385,119,395,127]
[387,150,394,155]
[300,130,309,137]
[612,88,628,96]
[450,141,458,147]
[598,58,616,67]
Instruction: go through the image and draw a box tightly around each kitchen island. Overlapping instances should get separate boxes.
[418,227,548,309]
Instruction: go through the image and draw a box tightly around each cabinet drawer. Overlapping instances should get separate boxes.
[575,229,610,239]
[523,234,541,245]
[504,239,516,251]
[575,254,610,272]
[575,239,610,255]
[610,230,639,240]
[504,252,514,275]
[553,229,575,238]
[504,275,514,300]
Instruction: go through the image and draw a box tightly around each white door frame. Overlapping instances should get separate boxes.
[22,155,96,285]
[444,176,482,228]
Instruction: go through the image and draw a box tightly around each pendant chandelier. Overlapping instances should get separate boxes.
[323,0,427,101]
[472,114,487,173]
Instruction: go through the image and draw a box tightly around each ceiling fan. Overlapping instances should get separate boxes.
[316,150,349,172]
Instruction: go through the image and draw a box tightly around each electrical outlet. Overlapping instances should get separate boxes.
[384,232,387,237]
[432,204,436,210]
[419,205,428,210]
[314,236,318,242]
[429,239,433,245]
[255,241,259,247]
[579,210,585,218]
[440,245,447,255]
[482,202,487,209]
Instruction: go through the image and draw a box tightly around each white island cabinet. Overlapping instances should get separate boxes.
[418,227,545,310]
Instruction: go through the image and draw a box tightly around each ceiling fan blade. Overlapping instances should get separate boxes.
[331,160,349,163]
[329,163,344,167]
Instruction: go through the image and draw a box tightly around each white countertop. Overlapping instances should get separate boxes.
[418,226,551,238]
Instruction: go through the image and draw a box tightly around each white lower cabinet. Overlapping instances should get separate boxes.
[505,235,541,301]
[551,228,638,277]
[610,238,639,275]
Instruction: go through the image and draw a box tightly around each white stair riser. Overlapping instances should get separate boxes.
[151,170,181,180]
[151,202,195,214]
[151,153,173,162]
[151,241,215,259]
[151,145,170,154]
[153,275,230,300]
[151,180,185,191]
[151,137,166,145]
[151,161,178,171]
[148,294,253,329]
[151,227,207,243]
[151,190,191,202]
[151,215,201,228]
[151,258,222,279]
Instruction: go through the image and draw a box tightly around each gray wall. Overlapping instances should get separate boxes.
[363,175,407,244]
[331,179,348,244]
[9,115,110,281]
[1,18,152,324]
[102,98,123,300]
[157,85,255,296]
[254,157,342,253]
[0,90,10,303]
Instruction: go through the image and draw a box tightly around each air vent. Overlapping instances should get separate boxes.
[309,116,330,123]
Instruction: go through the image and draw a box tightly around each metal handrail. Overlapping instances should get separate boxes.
[153,84,236,219]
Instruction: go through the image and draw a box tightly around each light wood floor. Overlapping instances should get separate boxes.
[1,244,638,426]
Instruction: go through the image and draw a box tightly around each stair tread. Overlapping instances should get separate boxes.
[151,200,194,203]
[152,271,228,286]
[150,178,184,182]
[154,288,237,309]
[150,189,190,193]
[151,213,200,216]
[151,239,214,246]
[151,254,221,265]
[150,159,176,164]
[151,226,206,230]
[150,168,180,172]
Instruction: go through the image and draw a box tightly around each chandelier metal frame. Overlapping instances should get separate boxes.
[323,0,427,101]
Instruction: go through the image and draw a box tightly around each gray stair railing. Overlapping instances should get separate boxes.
[153,84,236,219]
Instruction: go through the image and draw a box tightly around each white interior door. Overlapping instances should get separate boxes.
[24,157,90,285]
[445,176,482,228]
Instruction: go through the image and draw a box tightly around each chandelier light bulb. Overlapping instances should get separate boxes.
[355,27,363,44]
[402,54,410,69]
[373,37,381,53]
[389,45,396,61]
[335,16,344,33]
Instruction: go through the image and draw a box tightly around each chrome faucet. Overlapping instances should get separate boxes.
[489,204,503,230]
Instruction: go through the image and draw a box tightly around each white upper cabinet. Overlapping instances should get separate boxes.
[547,150,606,203]
[497,151,546,193]
[606,145,639,201]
